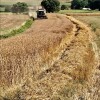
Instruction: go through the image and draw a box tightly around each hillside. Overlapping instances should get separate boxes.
[0,0,71,5]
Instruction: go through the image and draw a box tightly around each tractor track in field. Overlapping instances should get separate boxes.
[0,14,99,100]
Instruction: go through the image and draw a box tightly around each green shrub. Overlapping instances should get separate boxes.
[11,2,28,13]
[41,0,60,13]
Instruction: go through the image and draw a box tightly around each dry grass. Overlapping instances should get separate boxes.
[73,15,100,100]
[0,14,73,86]
[74,16,100,29]
[0,14,98,99]
[74,16,100,59]
[0,13,29,35]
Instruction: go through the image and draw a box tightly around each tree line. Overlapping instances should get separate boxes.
[41,0,100,11]
[11,0,60,13]
[0,0,100,13]
[71,0,100,10]
[0,2,28,13]
[12,2,28,13]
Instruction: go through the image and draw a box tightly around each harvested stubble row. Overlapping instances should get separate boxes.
[0,14,73,86]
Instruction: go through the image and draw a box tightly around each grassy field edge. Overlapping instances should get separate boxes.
[0,19,33,39]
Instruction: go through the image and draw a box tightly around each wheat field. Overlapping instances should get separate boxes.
[0,13,29,35]
[0,13,99,99]
[0,14,73,86]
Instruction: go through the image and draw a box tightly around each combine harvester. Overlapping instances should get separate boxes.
[28,6,47,20]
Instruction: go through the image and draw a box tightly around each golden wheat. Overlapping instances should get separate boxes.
[0,14,99,100]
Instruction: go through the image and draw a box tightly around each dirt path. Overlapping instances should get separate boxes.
[0,14,99,100]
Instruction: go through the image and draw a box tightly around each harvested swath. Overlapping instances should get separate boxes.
[0,14,73,86]
[0,13,29,35]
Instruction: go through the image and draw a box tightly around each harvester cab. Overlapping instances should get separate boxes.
[37,8,47,19]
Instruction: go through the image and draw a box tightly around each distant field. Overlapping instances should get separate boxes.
[74,16,100,29]
[60,2,71,6]
[0,13,29,35]
[59,10,100,14]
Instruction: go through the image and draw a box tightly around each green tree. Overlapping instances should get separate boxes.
[41,0,60,13]
[71,0,88,9]
[89,0,100,11]
[61,5,68,10]
[12,2,28,13]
